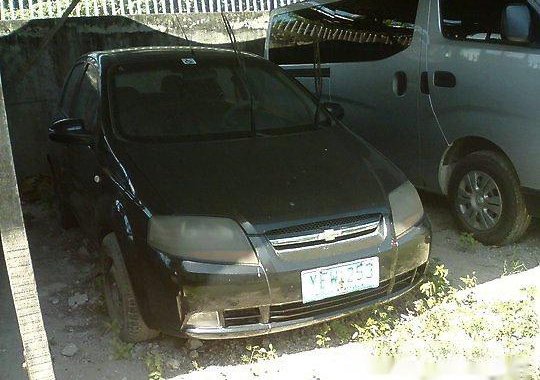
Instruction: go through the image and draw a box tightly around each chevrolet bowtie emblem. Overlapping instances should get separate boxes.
[320,228,343,242]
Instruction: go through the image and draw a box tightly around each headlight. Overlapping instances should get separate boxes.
[147,216,258,265]
[388,181,424,238]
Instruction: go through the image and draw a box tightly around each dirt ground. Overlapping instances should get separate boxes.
[1,192,539,380]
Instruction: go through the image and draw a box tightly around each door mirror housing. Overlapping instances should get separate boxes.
[49,118,93,145]
[323,102,345,120]
[501,4,532,44]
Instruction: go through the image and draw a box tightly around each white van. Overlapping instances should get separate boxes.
[266,0,540,245]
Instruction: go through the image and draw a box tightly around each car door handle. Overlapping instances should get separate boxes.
[434,71,456,88]
[393,71,407,96]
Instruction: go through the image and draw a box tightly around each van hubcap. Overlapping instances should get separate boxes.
[456,170,502,231]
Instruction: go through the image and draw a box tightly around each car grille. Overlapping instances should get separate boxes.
[266,214,383,252]
[222,263,427,327]
[268,281,392,323]
[223,307,261,327]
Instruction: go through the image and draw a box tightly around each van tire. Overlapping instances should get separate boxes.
[448,150,530,246]
[101,233,159,342]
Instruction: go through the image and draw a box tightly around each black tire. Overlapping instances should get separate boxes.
[49,162,77,229]
[101,233,159,342]
[448,150,531,246]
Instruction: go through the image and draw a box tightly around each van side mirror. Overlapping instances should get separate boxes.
[49,118,93,145]
[323,102,345,120]
[501,4,532,44]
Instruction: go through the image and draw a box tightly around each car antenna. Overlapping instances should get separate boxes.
[177,17,197,59]
[221,12,256,137]
[313,36,323,128]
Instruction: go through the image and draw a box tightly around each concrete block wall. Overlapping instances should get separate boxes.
[0,13,269,178]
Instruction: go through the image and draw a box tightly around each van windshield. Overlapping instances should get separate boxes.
[109,57,328,142]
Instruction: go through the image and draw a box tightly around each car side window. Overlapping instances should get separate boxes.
[441,0,539,46]
[269,0,420,65]
[71,65,100,133]
[60,63,85,115]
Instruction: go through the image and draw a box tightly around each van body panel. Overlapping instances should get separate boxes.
[266,0,540,195]
[266,0,426,185]
[426,0,540,190]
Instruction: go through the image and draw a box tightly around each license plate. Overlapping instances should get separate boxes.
[301,257,380,303]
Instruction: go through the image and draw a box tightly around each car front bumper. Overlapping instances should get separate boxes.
[173,216,431,339]
[183,276,422,339]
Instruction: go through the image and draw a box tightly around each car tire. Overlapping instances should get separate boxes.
[49,162,78,230]
[101,233,159,342]
[448,150,531,246]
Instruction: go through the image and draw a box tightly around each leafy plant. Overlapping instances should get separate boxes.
[241,343,277,364]
[145,352,164,380]
[111,338,134,360]
[459,232,479,252]
[460,273,477,289]
[363,268,539,363]
[503,259,527,276]
[413,264,455,313]
[105,320,134,360]
[315,324,332,348]
[352,306,395,343]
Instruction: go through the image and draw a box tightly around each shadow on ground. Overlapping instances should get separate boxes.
[1,192,539,379]
[420,191,540,286]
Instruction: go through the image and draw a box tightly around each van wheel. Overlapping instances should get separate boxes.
[448,150,530,246]
[101,233,159,342]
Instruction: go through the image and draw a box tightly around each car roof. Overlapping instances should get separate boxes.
[83,46,264,69]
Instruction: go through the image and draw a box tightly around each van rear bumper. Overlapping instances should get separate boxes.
[522,187,540,218]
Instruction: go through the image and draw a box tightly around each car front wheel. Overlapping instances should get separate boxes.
[448,150,530,246]
[101,233,159,342]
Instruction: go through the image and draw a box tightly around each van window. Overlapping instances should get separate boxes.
[268,0,419,65]
[441,0,538,46]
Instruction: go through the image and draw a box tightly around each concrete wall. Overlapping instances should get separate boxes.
[0,13,269,178]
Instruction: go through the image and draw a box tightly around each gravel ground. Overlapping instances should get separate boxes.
[1,192,539,380]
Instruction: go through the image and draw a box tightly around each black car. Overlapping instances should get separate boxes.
[47,47,431,342]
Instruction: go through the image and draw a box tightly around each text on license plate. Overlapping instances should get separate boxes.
[301,257,380,304]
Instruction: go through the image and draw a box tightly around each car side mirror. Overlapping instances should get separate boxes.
[323,102,345,120]
[49,118,93,145]
[501,4,532,44]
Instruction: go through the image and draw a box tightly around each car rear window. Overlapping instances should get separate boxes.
[109,57,328,142]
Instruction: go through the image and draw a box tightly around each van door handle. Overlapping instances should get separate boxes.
[420,71,430,94]
[434,71,456,88]
[393,71,407,96]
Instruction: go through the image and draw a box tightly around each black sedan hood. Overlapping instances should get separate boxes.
[121,128,392,234]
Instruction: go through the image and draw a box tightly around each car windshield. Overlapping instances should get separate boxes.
[109,56,328,142]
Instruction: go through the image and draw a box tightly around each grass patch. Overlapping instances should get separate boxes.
[241,343,277,364]
[145,351,164,380]
[105,320,134,360]
[459,232,479,252]
[310,264,538,365]
[503,259,528,276]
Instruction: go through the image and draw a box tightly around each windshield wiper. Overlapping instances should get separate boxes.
[221,12,256,137]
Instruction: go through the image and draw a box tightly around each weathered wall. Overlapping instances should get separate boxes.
[0,13,269,178]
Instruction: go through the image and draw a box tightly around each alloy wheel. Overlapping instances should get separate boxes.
[456,170,503,231]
